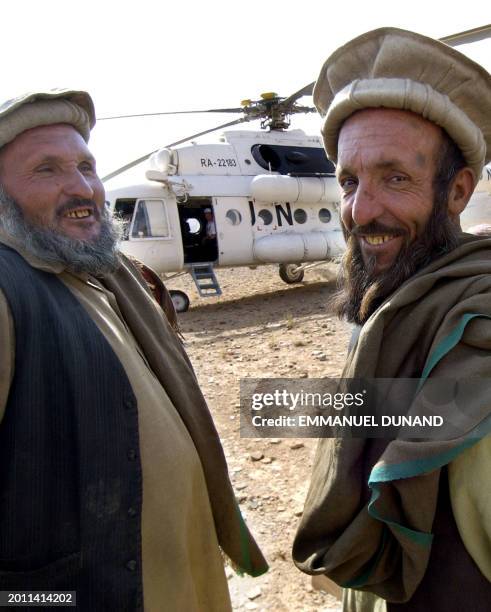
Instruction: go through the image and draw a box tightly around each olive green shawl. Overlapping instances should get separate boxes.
[293,235,491,602]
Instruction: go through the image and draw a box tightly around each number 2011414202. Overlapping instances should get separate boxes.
[5,591,75,605]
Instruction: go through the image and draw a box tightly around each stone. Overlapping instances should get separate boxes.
[290,442,305,450]
[250,451,264,461]
[247,586,262,600]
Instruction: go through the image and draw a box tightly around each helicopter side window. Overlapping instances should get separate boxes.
[294,208,308,224]
[225,209,242,226]
[319,208,332,223]
[251,144,336,175]
[251,145,281,172]
[186,218,202,234]
[131,200,169,238]
[257,209,273,225]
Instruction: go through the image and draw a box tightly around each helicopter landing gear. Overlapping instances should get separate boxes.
[279,263,305,284]
[169,290,190,313]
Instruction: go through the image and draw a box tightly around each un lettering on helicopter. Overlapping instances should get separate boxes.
[105,128,347,312]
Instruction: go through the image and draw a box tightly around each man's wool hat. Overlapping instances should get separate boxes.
[0,89,95,148]
[314,27,491,178]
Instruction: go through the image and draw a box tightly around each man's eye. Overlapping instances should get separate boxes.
[79,161,95,172]
[389,175,407,183]
[339,177,357,191]
[36,166,54,174]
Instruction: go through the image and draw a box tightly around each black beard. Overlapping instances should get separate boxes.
[0,188,122,276]
[332,200,460,325]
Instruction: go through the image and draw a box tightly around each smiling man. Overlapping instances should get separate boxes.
[0,90,267,610]
[334,105,474,324]
[293,29,491,611]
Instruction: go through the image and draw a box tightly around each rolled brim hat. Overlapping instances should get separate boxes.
[0,88,95,148]
[314,27,491,179]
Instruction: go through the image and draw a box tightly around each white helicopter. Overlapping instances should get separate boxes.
[102,25,491,312]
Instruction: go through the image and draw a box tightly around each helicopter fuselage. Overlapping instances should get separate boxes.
[106,129,346,274]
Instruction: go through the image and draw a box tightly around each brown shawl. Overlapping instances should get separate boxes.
[103,255,268,577]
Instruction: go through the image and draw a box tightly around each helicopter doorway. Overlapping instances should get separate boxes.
[178,198,218,264]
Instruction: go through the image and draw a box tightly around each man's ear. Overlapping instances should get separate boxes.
[447,167,476,220]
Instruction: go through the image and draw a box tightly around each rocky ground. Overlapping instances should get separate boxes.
[168,263,352,611]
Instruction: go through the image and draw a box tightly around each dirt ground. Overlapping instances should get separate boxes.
[168,263,352,611]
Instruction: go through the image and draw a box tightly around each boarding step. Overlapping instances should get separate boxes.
[190,263,222,297]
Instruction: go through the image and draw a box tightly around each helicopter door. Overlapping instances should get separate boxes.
[121,198,183,272]
[177,198,218,264]
[212,197,253,266]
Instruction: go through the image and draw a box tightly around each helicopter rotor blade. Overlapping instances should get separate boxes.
[101,116,249,182]
[281,82,315,107]
[440,24,491,47]
[97,107,245,121]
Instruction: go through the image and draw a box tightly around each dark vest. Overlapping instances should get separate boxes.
[0,245,143,611]
[387,467,491,612]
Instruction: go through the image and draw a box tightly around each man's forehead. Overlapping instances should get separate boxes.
[0,123,92,162]
[341,108,441,138]
[337,109,442,162]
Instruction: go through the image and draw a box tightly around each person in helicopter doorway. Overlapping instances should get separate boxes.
[292,28,491,612]
[201,206,218,260]
[0,89,267,610]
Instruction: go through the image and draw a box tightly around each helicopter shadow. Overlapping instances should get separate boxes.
[180,280,338,342]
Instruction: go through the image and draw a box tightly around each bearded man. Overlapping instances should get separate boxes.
[293,29,491,611]
[0,90,267,610]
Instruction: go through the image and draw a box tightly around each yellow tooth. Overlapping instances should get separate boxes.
[366,235,393,245]
[66,209,90,219]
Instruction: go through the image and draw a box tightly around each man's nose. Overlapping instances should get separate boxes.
[351,182,384,227]
[63,170,94,200]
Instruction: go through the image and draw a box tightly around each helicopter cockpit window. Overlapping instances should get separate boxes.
[319,208,332,223]
[114,198,136,240]
[225,209,242,226]
[132,200,169,238]
[257,209,273,225]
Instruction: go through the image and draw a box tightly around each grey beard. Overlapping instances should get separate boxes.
[0,187,122,276]
[332,199,461,325]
